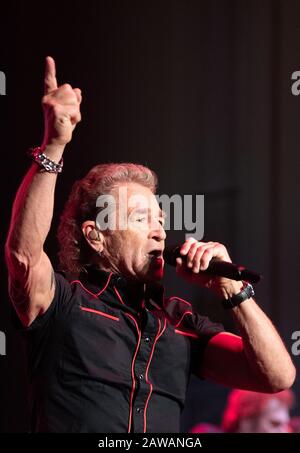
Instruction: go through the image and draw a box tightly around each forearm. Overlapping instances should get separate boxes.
[5,144,65,272]
[226,283,296,391]
[177,239,296,391]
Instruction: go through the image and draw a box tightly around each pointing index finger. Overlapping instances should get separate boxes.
[44,56,58,94]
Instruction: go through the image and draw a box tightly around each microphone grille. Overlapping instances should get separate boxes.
[163,245,181,267]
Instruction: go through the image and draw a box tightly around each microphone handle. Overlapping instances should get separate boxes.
[204,261,261,284]
[165,246,261,284]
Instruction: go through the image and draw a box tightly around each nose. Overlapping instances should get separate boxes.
[150,221,166,242]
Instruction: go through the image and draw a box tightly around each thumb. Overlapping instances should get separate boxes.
[176,257,183,267]
[176,257,184,273]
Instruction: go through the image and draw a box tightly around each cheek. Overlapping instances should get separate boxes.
[105,233,129,263]
[106,229,147,265]
[126,230,146,250]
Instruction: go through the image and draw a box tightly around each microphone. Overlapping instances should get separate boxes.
[163,244,262,284]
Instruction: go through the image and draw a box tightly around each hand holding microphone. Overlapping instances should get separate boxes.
[163,238,261,298]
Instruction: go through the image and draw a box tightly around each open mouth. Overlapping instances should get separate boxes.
[148,250,163,259]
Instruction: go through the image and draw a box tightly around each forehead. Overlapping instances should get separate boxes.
[114,182,160,210]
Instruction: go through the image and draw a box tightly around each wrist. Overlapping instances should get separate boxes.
[28,146,64,174]
[41,142,65,161]
[219,280,244,299]
[222,281,255,309]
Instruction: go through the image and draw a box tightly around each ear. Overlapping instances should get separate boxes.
[81,220,104,253]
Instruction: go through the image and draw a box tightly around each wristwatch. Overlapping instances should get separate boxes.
[222,281,255,309]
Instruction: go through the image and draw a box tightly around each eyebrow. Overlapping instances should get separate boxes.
[131,207,166,219]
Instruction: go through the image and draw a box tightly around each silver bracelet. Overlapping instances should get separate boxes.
[28,146,64,174]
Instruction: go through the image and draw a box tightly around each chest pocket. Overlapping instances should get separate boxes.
[60,300,136,386]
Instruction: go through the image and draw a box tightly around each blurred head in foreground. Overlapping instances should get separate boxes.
[222,389,295,433]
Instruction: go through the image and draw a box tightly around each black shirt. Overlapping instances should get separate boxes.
[22,267,224,433]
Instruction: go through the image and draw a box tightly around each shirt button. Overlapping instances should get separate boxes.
[136,407,143,413]
[144,337,151,343]
[116,276,124,285]
[139,374,144,380]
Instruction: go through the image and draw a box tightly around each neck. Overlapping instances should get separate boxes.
[93,264,147,306]
[124,279,146,306]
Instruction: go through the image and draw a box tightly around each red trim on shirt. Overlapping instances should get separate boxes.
[166,296,192,307]
[113,286,125,305]
[70,272,113,298]
[143,315,167,433]
[157,316,167,341]
[80,306,119,321]
[174,328,199,339]
[124,312,141,433]
[174,310,193,328]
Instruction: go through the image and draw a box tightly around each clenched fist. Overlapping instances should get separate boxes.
[176,237,243,298]
[42,56,82,147]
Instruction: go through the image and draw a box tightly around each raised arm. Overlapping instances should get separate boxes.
[5,57,82,327]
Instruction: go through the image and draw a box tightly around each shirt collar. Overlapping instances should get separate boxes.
[80,266,164,312]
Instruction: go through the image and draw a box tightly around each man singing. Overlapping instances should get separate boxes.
[5,57,295,433]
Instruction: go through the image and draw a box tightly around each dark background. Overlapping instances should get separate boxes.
[0,0,300,432]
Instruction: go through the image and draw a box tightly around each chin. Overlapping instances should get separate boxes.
[147,267,164,283]
[137,259,164,283]
[137,268,164,284]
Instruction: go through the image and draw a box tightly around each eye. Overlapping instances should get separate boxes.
[136,217,147,223]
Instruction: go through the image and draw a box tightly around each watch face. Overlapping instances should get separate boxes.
[245,283,255,298]
[222,282,255,309]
